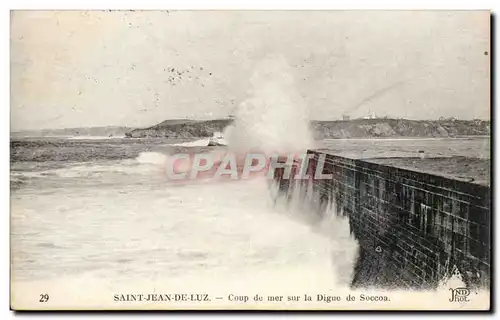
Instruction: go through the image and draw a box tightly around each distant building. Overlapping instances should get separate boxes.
[342,115,350,121]
[362,111,377,120]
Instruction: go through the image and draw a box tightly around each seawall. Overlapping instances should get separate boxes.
[273,150,491,290]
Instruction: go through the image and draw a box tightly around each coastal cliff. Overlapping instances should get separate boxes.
[126,118,490,139]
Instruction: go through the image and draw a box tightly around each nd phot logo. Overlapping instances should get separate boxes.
[449,287,470,303]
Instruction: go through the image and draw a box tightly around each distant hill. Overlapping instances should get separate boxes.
[126,118,490,139]
[310,118,490,139]
[152,119,200,127]
[12,126,135,138]
[126,119,231,138]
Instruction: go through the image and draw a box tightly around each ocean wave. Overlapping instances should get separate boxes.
[170,138,210,147]
[135,152,169,165]
[11,157,168,180]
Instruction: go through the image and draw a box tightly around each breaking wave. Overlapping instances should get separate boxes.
[170,138,210,147]
[225,55,315,155]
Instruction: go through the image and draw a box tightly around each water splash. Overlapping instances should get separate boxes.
[225,55,314,155]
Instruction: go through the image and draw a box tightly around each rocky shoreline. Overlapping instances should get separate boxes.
[125,118,490,139]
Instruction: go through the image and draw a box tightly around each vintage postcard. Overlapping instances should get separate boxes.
[10,10,491,311]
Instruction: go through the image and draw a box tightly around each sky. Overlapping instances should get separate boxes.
[10,10,490,130]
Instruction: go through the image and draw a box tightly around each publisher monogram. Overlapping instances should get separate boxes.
[449,287,470,303]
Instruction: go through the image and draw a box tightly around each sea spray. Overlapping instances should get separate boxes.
[136,152,169,166]
[158,55,317,183]
[225,55,315,155]
[134,57,320,191]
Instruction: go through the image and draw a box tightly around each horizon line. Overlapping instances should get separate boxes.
[11,116,492,133]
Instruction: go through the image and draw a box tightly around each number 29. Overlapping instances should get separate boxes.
[39,294,49,303]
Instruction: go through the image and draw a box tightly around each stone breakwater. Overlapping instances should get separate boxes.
[272,150,491,290]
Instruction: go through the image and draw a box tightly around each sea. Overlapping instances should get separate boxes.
[10,136,490,310]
